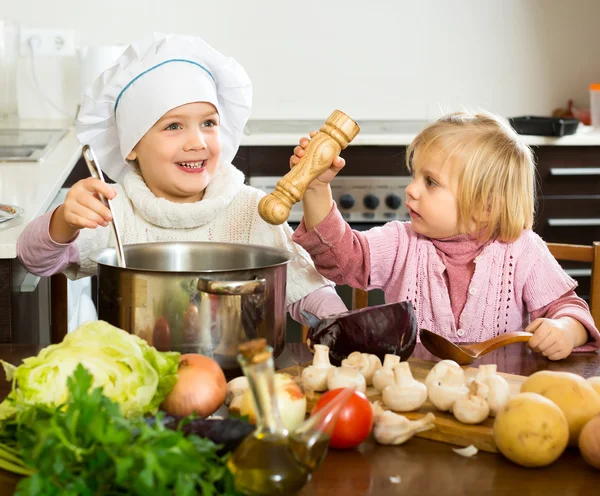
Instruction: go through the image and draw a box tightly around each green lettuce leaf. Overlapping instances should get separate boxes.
[0,321,179,420]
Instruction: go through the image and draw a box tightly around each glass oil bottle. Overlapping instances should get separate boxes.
[228,339,353,495]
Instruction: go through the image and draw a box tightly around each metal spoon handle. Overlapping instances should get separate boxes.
[82,145,126,268]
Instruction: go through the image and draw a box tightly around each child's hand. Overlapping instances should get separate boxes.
[526,317,586,360]
[62,178,116,230]
[49,178,117,244]
[290,131,346,190]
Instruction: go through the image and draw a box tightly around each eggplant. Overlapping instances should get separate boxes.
[302,301,418,365]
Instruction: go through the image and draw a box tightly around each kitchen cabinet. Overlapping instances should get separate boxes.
[532,146,600,302]
[0,122,81,344]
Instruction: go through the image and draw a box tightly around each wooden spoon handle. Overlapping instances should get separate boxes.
[257,110,360,225]
[475,331,533,356]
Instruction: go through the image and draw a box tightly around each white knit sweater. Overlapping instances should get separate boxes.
[66,162,333,305]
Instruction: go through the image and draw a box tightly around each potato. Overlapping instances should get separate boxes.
[493,392,569,467]
[521,370,600,445]
[579,414,600,470]
[588,377,600,397]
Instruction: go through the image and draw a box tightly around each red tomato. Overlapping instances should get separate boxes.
[311,388,373,449]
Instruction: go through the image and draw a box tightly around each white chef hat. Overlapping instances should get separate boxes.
[76,33,252,183]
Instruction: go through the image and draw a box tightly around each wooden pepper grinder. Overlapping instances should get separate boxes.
[258,110,360,225]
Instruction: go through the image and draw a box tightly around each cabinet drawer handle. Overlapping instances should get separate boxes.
[547,218,600,227]
[549,167,600,176]
[563,268,592,277]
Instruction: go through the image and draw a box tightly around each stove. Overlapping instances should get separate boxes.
[249,176,412,228]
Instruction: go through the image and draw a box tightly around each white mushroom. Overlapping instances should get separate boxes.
[341,352,382,386]
[425,360,469,412]
[371,401,436,445]
[226,376,249,411]
[382,362,427,412]
[452,380,490,424]
[470,364,510,417]
[373,354,401,392]
[301,344,333,392]
[327,364,366,393]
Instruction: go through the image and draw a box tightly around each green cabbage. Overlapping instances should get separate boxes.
[0,321,180,421]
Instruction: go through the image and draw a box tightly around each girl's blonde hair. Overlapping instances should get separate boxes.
[406,110,535,243]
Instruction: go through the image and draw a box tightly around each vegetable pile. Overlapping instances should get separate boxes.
[0,320,250,493]
[0,364,240,495]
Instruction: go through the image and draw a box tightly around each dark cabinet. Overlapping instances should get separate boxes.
[532,146,600,303]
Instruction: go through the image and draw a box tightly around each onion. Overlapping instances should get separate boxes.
[240,373,307,431]
[579,414,600,470]
[161,354,227,417]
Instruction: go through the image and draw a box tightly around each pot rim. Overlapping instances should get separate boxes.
[90,240,293,273]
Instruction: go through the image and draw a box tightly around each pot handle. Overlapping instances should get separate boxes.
[196,277,266,296]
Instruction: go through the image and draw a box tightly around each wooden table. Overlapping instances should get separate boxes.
[0,343,599,495]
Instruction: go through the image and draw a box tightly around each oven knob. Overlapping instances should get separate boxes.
[363,194,380,210]
[385,194,402,210]
[339,194,355,209]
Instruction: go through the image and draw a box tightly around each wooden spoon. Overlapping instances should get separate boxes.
[419,329,533,365]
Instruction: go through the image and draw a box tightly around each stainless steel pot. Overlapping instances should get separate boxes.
[91,242,291,371]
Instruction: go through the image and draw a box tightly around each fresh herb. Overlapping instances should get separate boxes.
[0,364,241,495]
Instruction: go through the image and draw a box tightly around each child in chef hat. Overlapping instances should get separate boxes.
[290,111,600,359]
[17,32,347,325]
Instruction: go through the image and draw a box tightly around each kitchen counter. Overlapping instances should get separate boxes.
[0,119,81,259]
[240,119,600,146]
[0,342,598,495]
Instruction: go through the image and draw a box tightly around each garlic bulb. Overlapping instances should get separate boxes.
[341,351,382,386]
[371,401,436,445]
[226,376,249,411]
[452,380,490,424]
[425,360,469,412]
[382,362,427,412]
[373,354,401,392]
[327,364,367,393]
[301,344,332,392]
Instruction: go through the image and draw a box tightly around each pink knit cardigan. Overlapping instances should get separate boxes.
[293,204,600,351]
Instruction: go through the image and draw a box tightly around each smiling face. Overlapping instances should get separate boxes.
[404,149,463,239]
[126,102,221,203]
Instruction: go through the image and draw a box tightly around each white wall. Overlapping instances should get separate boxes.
[5,0,600,120]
